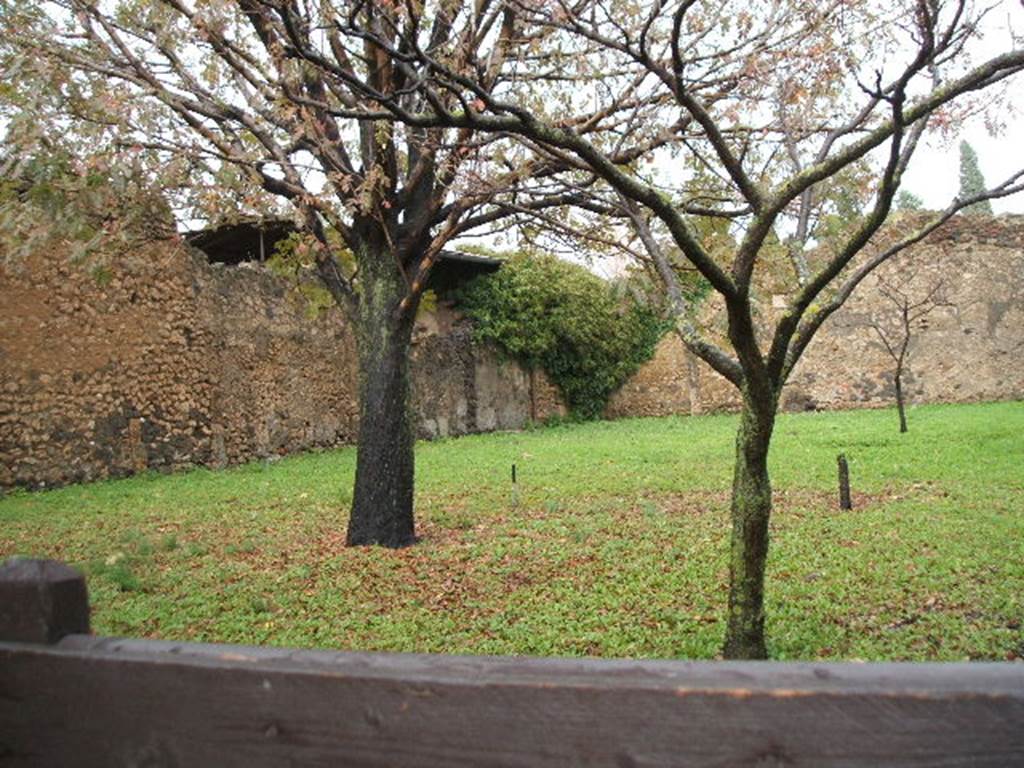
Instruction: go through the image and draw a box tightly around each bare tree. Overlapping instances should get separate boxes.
[865,262,952,433]
[309,0,1024,656]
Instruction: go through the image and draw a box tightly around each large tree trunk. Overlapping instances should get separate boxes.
[346,262,419,548]
[722,387,777,660]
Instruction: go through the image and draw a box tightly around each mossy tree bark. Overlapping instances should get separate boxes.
[346,249,421,548]
[723,383,778,660]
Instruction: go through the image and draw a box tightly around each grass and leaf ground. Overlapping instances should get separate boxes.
[2,401,1022,661]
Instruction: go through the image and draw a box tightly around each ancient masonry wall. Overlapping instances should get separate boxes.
[0,240,560,489]
[606,214,1024,417]
[2,214,1022,489]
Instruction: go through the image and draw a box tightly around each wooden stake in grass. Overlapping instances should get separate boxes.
[837,454,853,511]
[511,463,519,509]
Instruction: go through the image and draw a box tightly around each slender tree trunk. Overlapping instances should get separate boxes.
[723,386,777,660]
[895,370,908,433]
[346,260,419,548]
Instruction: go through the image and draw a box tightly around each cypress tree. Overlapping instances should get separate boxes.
[958,141,993,214]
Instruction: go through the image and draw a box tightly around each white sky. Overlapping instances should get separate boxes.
[901,3,1024,213]
[903,123,1024,213]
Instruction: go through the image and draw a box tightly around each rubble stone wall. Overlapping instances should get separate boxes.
[2,214,1021,490]
[607,214,1024,417]
[0,241,559,489]
[2,244,219,488]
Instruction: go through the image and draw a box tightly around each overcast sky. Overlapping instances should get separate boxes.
[901,3,1024,213]
[903,126,1023,214]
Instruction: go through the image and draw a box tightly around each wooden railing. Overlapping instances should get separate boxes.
[1,557,1022,767]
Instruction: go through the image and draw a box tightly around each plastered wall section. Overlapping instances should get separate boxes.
[410,306,564,440]
[784,217,1024,411]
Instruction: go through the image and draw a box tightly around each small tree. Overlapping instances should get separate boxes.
[959,141,994,215]
[864,263,951,433]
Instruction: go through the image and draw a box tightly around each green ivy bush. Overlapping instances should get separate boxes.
[459,252,668,419]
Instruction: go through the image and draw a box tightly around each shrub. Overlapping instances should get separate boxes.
[459,252,668,419]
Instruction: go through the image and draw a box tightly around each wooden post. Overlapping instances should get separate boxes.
[837,454,853,511]
[0,557,90,643]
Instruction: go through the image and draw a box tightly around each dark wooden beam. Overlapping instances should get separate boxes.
[0,558,89,644]
[2,636,1022,767]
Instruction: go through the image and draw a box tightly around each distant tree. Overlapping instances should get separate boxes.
[959,142,994,215]
[896,190,925,211]
[864,264,951,433]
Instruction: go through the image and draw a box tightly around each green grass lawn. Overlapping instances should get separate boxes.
[2,401,1022,661]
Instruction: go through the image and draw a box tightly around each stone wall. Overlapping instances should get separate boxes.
[410,306,564,439]
[784,216,1024,411]
[2,214,1021,490]
[0,240,559,489]
[607,214,1024,417]
[2,244,218,488]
